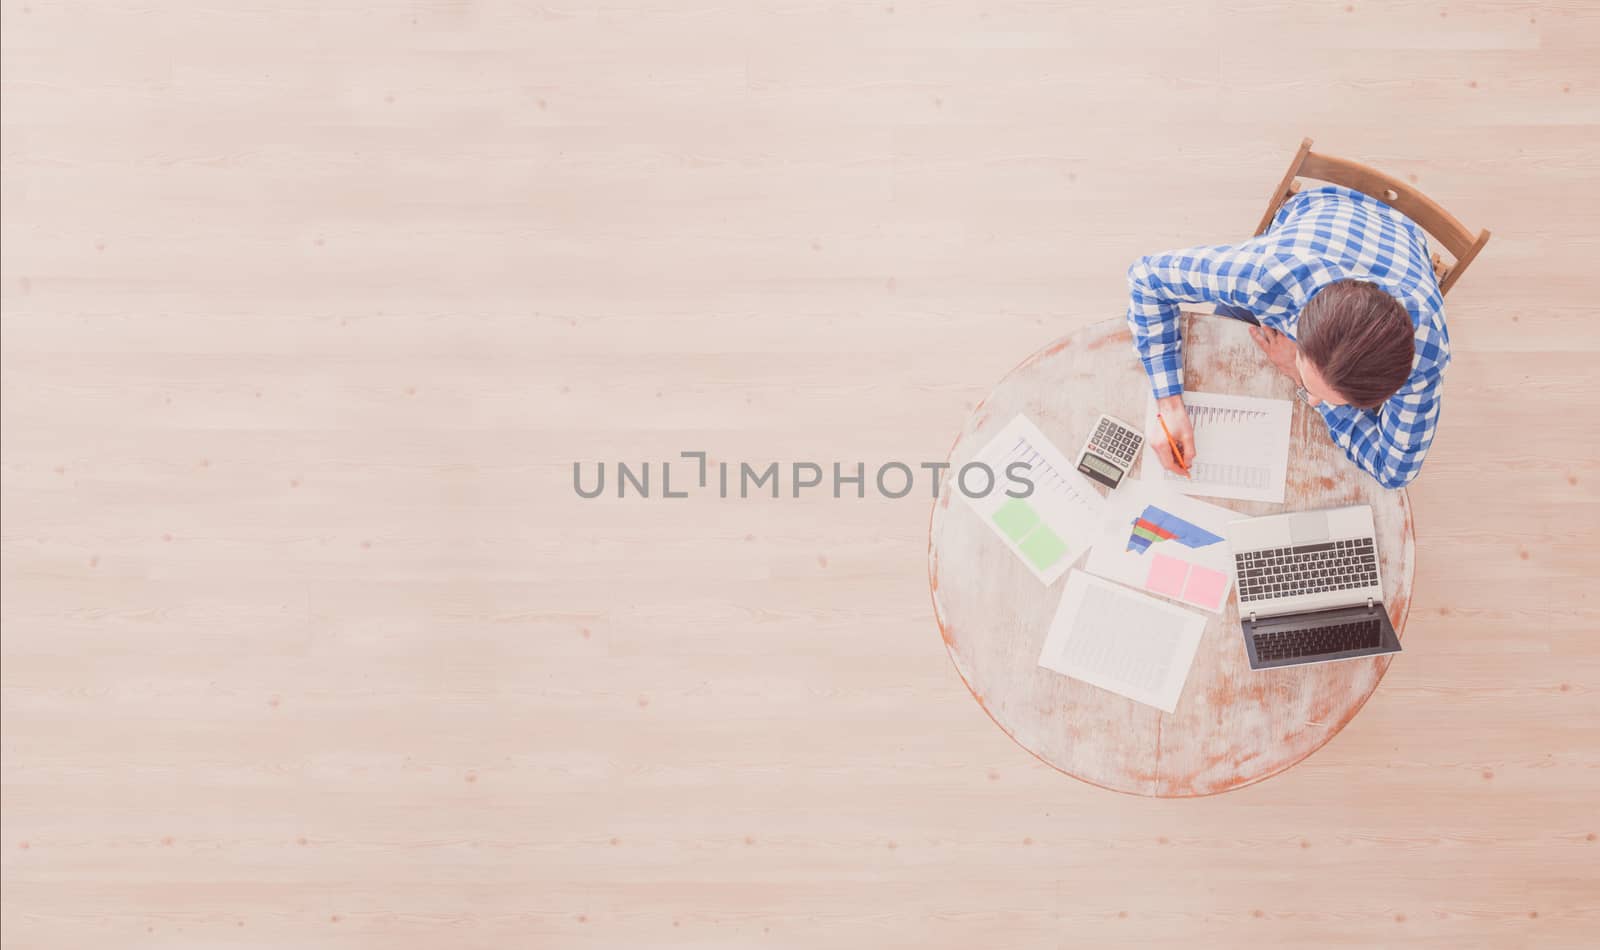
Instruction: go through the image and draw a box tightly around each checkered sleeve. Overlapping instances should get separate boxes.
[1126,244,1282,398]
[1313,369,1441,490]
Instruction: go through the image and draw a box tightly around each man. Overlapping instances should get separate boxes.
[1126,184,1449,489]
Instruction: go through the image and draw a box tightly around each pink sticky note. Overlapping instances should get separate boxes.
[1182,566,1229,610]
[1145,553,1189,598]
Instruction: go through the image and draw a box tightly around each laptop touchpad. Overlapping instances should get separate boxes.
[1288,511,1330,545]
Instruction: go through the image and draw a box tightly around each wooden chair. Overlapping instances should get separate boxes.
[1254,138,1490,296]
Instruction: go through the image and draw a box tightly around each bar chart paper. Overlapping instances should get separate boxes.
[1142,390,1293,503]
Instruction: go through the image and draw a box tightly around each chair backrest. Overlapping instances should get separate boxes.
[1255,138,1490,296]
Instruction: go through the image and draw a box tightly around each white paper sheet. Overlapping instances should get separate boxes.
[1038,570,1206,714]
[1083,481,1239,614]
[1142,391,1293,503]
[962,414,1107,585]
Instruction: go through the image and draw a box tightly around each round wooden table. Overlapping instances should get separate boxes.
[928,314,1415,797]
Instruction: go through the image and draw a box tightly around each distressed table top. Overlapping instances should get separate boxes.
[928,314,1415,797]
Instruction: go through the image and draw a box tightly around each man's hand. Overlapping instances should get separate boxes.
[1249,325,1303,386]
[1151,394,1196,477]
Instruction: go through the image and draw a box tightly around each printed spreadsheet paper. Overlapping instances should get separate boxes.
[1142,390,1293,503]
[963,414,1107,585]
[1038,570,1207,714]
[1083,481,1239,614]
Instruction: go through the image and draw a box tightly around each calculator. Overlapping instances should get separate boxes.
[1076,414,1144,489]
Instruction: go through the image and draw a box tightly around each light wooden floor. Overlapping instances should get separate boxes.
[3,1,1597,947]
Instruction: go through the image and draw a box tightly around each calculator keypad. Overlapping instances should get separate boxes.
[1088,418,1142,466]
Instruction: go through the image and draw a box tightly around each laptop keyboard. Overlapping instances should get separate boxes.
[1235,539,1378,603]
[1253,618,1383,662]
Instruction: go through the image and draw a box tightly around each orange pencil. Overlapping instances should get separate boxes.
[1157,413,1191,478]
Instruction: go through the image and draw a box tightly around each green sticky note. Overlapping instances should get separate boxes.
[1018,525,1069,570]
[990,498,1040,541]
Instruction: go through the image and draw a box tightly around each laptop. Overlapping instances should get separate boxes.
[1225,505,1402,670]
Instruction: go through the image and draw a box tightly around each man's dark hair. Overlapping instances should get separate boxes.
[1298,280,1415,410]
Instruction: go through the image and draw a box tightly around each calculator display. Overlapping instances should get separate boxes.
[1080,453,1122,480]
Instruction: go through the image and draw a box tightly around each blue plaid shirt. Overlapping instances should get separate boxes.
[1126,185,1450,489]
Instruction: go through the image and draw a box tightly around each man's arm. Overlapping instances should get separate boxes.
[1126,243,1283,397]
[1313,369,1442,490]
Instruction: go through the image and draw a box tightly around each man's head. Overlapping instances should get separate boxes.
[1294,280,1416,409]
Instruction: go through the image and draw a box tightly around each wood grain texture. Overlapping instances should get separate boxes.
[3,0,1599,948]
[929,316,1414,796]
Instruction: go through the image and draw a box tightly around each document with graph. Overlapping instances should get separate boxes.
[1083,481,1238,614]
[963,414,1107,585]
[1038,570,1206,713]
[1141,391,1293,503]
